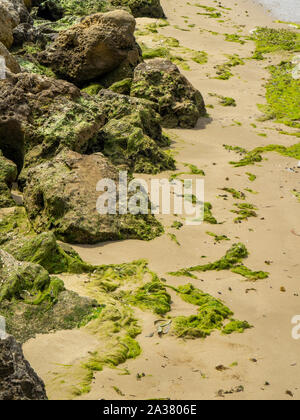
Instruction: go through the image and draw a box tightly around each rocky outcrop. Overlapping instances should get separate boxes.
[23,149,164,244]
[0,153,18,208]
[0,41,21,73]
[0,335,47,400]
[131,59,206,128]
[93,89,175,173]
[0,72,105,174]
[111,0,165,18]
[0,0,32,48]
[38,10,141,84]
[0,73,174,179]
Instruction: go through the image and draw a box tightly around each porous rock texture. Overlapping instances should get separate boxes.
[23,149,164,244]
[38,10,142,84]
[131,59,206,128]
[0,0,32,48]
[0,153,18,208]
[0,335,47,400]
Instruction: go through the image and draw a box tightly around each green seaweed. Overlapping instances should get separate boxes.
[231,265,269,281]
[206,231,230,242]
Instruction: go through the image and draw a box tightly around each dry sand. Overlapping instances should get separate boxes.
[24,0,300,400]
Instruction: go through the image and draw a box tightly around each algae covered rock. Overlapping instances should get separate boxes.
[0,153,18,208]
[93,90,175,173]
[0,249,50,302]
[0,72,105,173]
[0,335,47,400]
[23,149,164,244]
[111,0,165,18]
[131,59,206,128]
[2,231,94,274]
[38,10,141,84]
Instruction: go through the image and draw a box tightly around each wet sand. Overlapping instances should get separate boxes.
[24,0,300,400]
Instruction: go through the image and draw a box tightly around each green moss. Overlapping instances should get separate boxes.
[81,84,104,95]
[109,78,132,95]
[252,27,300,54]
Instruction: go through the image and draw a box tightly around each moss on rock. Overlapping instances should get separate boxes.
[131,59,206,128]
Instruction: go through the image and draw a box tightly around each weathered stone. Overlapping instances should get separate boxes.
[38,10,141,84]
[92,89,175,173]
[0,335,47,400]
[0,73,174,180]
[23,149,164,244]
[0,153,18,208]
[0,41,21,73]
[111,0,165,18]
[0,0,32,48]
[131,59,206,128]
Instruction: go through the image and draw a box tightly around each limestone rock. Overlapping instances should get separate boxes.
[0,0,32,48]
[23,149,164,244]
[38,10,141,84]
[111,0,165,18]
[0,335,47,400]
[0,153,18,208]
[131,59,206,128]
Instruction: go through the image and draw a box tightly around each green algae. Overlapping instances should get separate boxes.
[204,202,218,224]
[231,265,269,281]
[221,187,246,200]
[172,284,251,338]
[246,172,257,182]
[258,61,300,129]
[171,221,183,230]
[224,33,246,45]
[231,203,258,223]
[252,27,300,54]
[206,231,230,242]
[109,78,132,95]
[215,55,245,80]
[292,189,300,202]
[168,243,249,277]
[168,233,181,246]
[123,280,171,315]
[222,319,252,335]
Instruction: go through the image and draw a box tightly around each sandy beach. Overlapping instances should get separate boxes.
[19,0,300,400]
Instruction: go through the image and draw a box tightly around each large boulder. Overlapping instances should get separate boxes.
[0,335,47,400]
[111,0,165,18]
[38,10,141,84]
[0,153,18,208]
[131,59,206,128]
[23,149,164,244]
[0,41,21,74]
[0,0,32,48]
